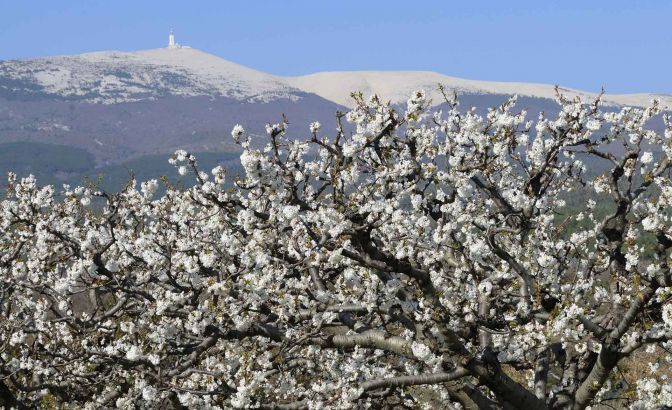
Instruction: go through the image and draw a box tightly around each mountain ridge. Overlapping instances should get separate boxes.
[0,48,300,104]
[2,47,671,109]
[0,47,669,171]
[286,70,672,109]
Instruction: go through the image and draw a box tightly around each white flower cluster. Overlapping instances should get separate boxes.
[0,90,670,408]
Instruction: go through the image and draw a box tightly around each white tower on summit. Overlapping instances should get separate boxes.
[168,30,177,49]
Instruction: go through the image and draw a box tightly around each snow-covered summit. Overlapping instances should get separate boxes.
[0,48,300,104]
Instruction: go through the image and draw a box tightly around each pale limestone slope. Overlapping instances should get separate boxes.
[2,48,299,103]
[286,71,672,109]
[3,48,671,109]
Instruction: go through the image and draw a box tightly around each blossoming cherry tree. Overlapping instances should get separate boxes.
[1,88,672,409]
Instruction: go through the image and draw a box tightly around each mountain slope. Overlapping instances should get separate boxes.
[287,71,672,109]
[0,48,344,163]
[0,93,344,164]
[0,47,670,168]
[0,48,300,103]
[3,48,670,108]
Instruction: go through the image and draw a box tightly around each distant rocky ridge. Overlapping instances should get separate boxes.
[287,71,672,110]
[0,49,345,164]
[0,47,669,168]
[0,48,298,104]
[2,47,671,108]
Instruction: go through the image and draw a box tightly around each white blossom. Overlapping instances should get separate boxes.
[0,91,669,408]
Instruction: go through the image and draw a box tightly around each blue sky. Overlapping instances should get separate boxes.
[1,1,670,94]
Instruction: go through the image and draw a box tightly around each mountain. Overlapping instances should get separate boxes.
[0,46,669,189]
[287,71,672,109]
[3,48,670,108]
[0,48,344,165]
[0,48,300,104]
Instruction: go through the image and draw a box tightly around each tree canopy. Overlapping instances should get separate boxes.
[2,89,672,409]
